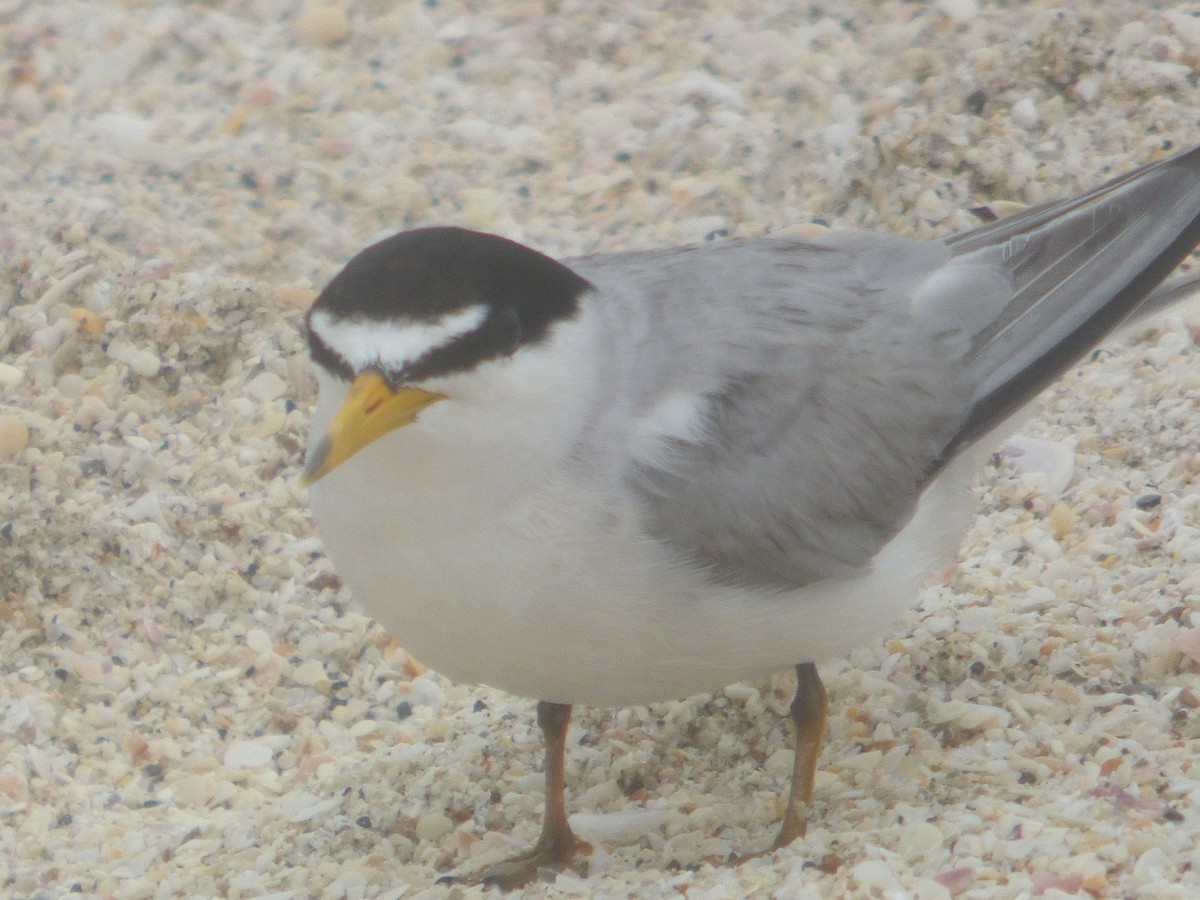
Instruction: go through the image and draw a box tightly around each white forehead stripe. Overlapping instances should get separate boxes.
[310,305,489,372]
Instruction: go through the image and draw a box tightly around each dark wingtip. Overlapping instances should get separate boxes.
[930,143,1200,476]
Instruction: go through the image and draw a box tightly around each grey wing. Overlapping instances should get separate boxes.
[628,350,968,588]
[585,238,973,588]
[588,144,1200,590]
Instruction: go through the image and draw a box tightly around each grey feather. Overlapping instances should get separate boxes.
[568,145,1200,589]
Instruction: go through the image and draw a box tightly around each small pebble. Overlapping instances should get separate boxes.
[0,415,29,460]
[69,307,105,335]
[224,741,274,769]
[290,797,340,823]
[915,188,947,222]
[934,867,976,893]
[852,859,905,892]
[721,683,759,703]
[1176,628,1200,664]
[1011,96,1042,129]
[75,395,111,430]
[293,4,350,46]
[174,773,218,807]
[277,285,317,309]
[570,810,671,844]
[109,343,161,377]
[128,349,162,378]
[31,321,73,354]
[415,813,454,842]
[936,0,979,25]
[1075,78,1099,103]
[245,628,273,655]
[57,373,85,398]
[897,821,945,858]
[999,435,1075,497]
[0,363,23,391]
[1048,502,1077,539]
[246,371,287,403]
[291,658,328,687]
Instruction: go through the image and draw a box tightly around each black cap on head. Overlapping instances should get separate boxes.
[307,227,592,382]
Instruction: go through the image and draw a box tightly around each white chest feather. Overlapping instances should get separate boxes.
[307,372,977,707]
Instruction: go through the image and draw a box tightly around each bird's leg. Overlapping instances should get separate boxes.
[726,663,828,865]
[526,700,582,864]
[461,700,588,889]
[773,662,828,848]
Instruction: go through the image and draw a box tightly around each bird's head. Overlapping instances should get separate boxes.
[301,227,593,485]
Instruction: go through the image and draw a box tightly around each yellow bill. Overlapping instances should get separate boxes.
[301,371,445,485]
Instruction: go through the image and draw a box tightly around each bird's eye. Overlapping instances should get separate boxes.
[494,308,523,356]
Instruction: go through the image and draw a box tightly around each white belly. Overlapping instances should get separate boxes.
[308,434,977,707]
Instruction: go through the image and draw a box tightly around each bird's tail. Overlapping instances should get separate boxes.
[935,144,1200,467]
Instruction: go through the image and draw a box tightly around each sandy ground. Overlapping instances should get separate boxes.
[2,1,1200,897]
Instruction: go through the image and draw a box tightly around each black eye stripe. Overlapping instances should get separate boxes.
[392,307,529,383]
[306,320,354,382]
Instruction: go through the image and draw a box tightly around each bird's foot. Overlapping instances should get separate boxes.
[727,804,809,866]
[771,798,810,850]
[442,831,590,891]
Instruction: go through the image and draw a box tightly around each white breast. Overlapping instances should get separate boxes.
[307,374,978,707]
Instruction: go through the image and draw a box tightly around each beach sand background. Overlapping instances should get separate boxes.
[2,1,1200,896]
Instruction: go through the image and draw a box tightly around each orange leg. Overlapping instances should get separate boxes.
[461,701,587,889]
[774,662,828,848]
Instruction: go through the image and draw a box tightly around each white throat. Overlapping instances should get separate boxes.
[307,301,603,534]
